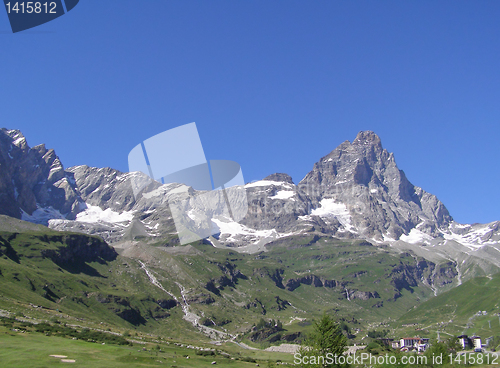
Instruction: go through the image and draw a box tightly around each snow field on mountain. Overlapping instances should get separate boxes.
[75,204,134,224]
[311,198,355,232]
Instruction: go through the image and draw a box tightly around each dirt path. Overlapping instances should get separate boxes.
[230,341,259,350]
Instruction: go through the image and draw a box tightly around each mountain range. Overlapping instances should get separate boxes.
[1,127,500,346]
[1,128,499,284]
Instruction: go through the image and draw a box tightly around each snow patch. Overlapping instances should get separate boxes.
[22,206,66,225]
[368,237,384,244]
[212,218,294,245]
[452,223,470,229]
[212,218,277,244]
[270,190,295,200]
[399,228,433,244]
[12,137,26,146]
[439,222,500,249]
[245,180,293,189]
[443,231,493,249]
[76,204,134,224]
[311,199,355,232]
[187,209,199,221]
[49,166,62,174]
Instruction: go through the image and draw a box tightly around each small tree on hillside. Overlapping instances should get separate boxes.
[446,336,461,353]
[297,313,348,367]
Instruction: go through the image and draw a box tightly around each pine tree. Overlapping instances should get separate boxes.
[297,313,348,367]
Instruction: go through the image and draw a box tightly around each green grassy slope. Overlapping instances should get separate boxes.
[0,324,289,368]
[0,216,468,347]
[396,273,500,344]
[0,227,186,336]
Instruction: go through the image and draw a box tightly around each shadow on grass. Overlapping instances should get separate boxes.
[57,261,105,278]
[0,236,20,264]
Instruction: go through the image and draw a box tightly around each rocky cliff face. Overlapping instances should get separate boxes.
[298,130,453,242]
[0,129,82,221]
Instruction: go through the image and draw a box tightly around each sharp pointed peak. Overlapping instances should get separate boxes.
[352,131,382,147]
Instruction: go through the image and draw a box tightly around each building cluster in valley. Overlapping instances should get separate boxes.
[457,335,484,352]
[378,335,484,353]
[389,337,430,352]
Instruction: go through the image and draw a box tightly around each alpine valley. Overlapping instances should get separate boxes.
[1,127,500,364]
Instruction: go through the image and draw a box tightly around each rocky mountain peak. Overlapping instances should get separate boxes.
[0,128,82,222]
[300,131,391,189]
[262,173,294,184]
[352,130,383,149]
[2,129,28,150]
[297,131,453,242]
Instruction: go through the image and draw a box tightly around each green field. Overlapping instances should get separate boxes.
[395,273,500,345]
[0,324,292,367]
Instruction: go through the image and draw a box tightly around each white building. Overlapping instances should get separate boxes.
[458,335,471,349]
[472,336,482,351]
[399,337,429,351]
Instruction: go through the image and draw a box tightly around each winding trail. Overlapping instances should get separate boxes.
[231,341,259,350]
[138,261,234,341]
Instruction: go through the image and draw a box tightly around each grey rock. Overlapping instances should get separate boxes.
[0,129,83,222]
[263,173,294,184]
[299,130,453,242]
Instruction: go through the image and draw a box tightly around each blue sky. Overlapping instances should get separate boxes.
[1,1,499,224]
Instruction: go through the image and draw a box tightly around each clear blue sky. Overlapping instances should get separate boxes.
[1,1,499,224]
